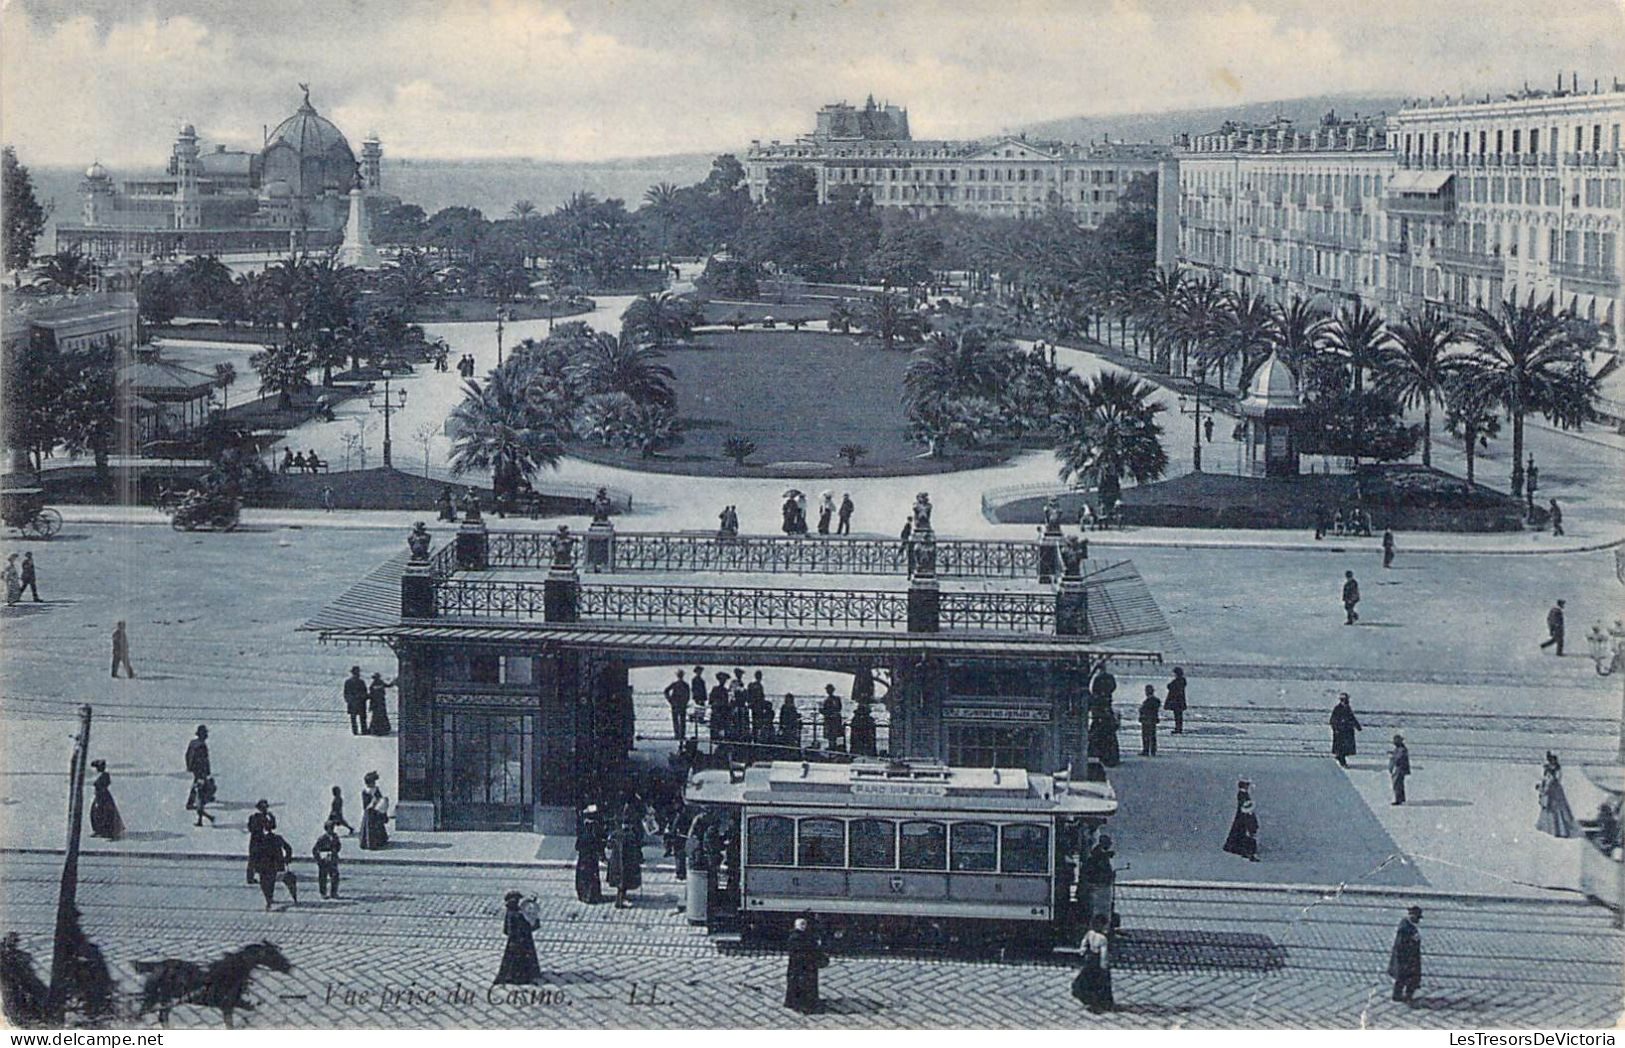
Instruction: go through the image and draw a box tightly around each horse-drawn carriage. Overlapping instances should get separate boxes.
[159,489,242,532]
[1,487,63,539]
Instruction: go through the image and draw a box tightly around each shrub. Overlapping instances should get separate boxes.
[722,435,759,466]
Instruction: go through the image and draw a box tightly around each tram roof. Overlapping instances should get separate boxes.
[686,761,1118,816]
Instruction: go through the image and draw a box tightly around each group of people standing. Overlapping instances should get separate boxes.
[3,552,40,605]
[665,667,880,760]
[1086,665,1190,769]
[341,666,395,736]
[778,491,855,537]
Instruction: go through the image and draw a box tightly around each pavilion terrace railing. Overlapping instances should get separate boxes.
[435,577,549,619]
[429,542,460,581]
[481,529,1043,579]
[940,592,1055,634]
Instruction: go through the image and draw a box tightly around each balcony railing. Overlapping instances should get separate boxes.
[1385,195,1455,216]
[1435,247,1505,275]
[483,530,1044,578]
[1552,260,1621,289]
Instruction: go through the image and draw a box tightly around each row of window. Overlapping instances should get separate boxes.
[746,814,1050,874]
[1402,122,1623,161]
[821,165,1131,184]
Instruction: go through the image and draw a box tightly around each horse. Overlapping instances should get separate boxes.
[133,941,292,1028]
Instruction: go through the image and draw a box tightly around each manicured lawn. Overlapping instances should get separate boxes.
[571,329,1008,477]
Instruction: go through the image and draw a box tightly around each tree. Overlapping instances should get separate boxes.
[381,250,442,321]
[1294,389,1420,463]
[765,165,819,211]
[906,393,1004,457]
[627,402,679,458]
[1319,299,1388,467]
[56,339,121,487]
[1460,296,1599,496]
[510,199,538,224]
[249,343,314,410]
[137,270,184,327]
[621,291,703,348]
[903,327,1012,414]
[1268,296,1329,386]
[571,330,676,406]
[856,292,928,350]
[2,146,49,270]
[837,443,869,467]
[1442,373,1502,486]
[213,362,237,413]
[828,300,855,334]
[1375,308,1462,468]
[448,369,565,499]
[1054,370,1169,509]
[1212,290,1276,391]
[39,251,100,293]
[1,332,62,474]
[176,255,237,316]
[721,435,758,466]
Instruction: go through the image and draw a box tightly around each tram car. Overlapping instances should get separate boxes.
[684,759,1118,951]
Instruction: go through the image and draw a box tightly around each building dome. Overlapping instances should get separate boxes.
[258,86,357,198]
[84,161,110,180]
[1238,352,1303,417]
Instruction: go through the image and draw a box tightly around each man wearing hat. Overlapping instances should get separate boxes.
[1388,906,1423,1003]
[343,666,368,736]
[247,799,277,886]
[184,725,211,819]
[1540,599,1566,655]
[1388,734,1411,805]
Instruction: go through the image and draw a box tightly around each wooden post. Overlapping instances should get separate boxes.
[47,704,93,1022]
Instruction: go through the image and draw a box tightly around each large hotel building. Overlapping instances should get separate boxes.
[1158,84,1625,348]
[746,97,1168,227]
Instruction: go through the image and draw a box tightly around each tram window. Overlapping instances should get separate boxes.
[850,818,897,869]
[899,820,947,870]
[747,815,794,866]
[950,822,998,872]
[797,818,846,867]
[1000,824,1049,874]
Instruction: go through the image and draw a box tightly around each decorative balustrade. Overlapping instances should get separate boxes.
[1552,260,1621,289]
[940,592,1055,634]
[1436,247,1505,275]
[435,578,549,619]
[428,542,459,580]
[481,529,1043,579]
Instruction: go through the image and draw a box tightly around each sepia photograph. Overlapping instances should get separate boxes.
[0,0,1622,1036]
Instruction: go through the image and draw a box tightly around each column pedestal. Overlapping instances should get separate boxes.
[908,577,940,633]
[585,521,615,573]
[455,519,489,571]
[545,570,580,622]
[1055,578,1088,636]
[401,562,436,618]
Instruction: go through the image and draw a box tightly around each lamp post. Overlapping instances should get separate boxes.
[1178,386,1204,473]
[1588,619,1625,762]
[370,368,408,469]
[496,309,508,369]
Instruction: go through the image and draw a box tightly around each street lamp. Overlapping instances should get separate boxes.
[1588,618,1625,762]
[370,368,408,469]
[1177,387,1204,473]
[496,309,508,368]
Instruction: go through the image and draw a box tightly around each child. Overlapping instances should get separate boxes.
[329,785,355,836]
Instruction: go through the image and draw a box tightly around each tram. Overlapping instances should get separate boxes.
[683,758,1118,951]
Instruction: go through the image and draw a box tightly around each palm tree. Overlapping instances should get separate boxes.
[1319,299,1388,467]
[1375,308,1463,468]
[509,199,538,223]
[381,250,442,321]
[1174,276,1228,379]
[627,402,678,458]
[643,182,680,211]
[1136,267,1186,372]
[448,370,565,499]
[857,291,928,349]
[1441,373,1502,486]
[902,327,1012,413]
[1268,296,1329,382]
[1054,370,1169,511]
[620,291,702,348]
[249,343,314,410]
[1213,290,1277,391]
[213,362,237,413]
[39,250,100,292]
[1459,296,1600,495]
[571,330,676,406]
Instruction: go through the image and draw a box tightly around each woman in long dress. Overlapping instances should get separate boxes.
[784,917,826,1014]
[1071,914,1114,1013]
[609,816,643,909]
[574,807,604,904]
[88,759,125,840]
[367,674,394,736]
[1222,781,1260,861]
[2,555,21,606]
[1329,694,1362,767]
[494,891,542,985]
[359,771,390,850]
[1536,752,1578,838]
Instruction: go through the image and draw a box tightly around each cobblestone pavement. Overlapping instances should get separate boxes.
[1,853,1618,1030]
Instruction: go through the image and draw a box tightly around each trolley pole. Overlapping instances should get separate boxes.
[46,704,93,1022]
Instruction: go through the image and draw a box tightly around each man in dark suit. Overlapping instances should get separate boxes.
[664,670,690,740]
[1342,570,1361,625]
[1137,685,1161,757]
[184,725,210,814]
[1388,906,1423,1003]
[343,666,369,735]
[247,799,277,885]
[1540,599,1566,655]
[691,666,708,708]
[1164,667,1188,734]
[111,620,135,678]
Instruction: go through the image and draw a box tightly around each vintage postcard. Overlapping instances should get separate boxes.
[1,0,1622,1036]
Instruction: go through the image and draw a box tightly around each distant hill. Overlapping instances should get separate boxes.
[1013,93,1408,145]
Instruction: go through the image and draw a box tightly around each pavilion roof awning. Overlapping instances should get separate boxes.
[1386,170,1454,195]
[117,359,217,396]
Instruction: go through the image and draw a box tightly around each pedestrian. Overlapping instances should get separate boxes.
[1071,913,1114,1013]
[360,770,389,850]
[111,620,135,678]
[1548,499,1564,537]
[575,805,604,904]
[494,891,543,985]
[1333,508,1345,537]
[900,517,916,575]
[1388,906,1423,1004]
[607,814,643,909]
[88,760,125,840]
[691,665,708,709]
[779,693,803,749]
[849,699,877,757]
[837,493,854,536]
[184,725,212,824]
[343,666,368,735]
[19,552,41,602]
[1137,685,1160,757]
[665,670,690,740]
[281,449,294,474]
[246,799,277,886]
[1329,693,1362,767]
[1222,780,1259,861]
[328,785,355,836]
[783,917,827,1014]
[367,673,395,735]
[249,829,298,910]
[1203,415,1214,443]
[1382,529,1395,569]
[1341,570,1360,625]
[313,821,342,899]
[1164,667,1188,734]
[1388,734,1411,805]
[1539,599,1566,655]
[1526,456,1539,512]
[1535,751,1578,838]
[820,684,844,751]
[1313,503,1328,541]
[437,487,458,522]
[321,485,334,512]
[2,555,20,605]
[817,491,834,535]
[1078,501,1096,533]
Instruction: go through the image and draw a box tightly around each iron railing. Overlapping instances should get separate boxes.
[941,592,1055,633]
[578,584,910,629]
[429,541,459,581]
[435,578,548,619]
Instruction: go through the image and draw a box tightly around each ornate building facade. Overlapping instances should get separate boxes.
[57,86,396,262]
[746,98,1167,227]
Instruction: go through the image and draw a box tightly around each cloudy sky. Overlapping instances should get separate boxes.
[4,0,1623,166]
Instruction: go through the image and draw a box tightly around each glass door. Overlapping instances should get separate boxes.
[436,708,535,828]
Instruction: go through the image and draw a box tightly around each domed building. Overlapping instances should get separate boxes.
[58,86,396,262]
[1237,351,1306,478]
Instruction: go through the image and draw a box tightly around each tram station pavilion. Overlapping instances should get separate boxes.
[304,511,1176,833]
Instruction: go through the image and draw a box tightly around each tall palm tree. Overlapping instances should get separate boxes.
[1268,296,1329,382]
[620,291,702,348]
[448,370,565,500]
[213,362,237,413]
[1460,296,1600,495]
[570,330,676,406]
[857,291,928,350]
[1319,299,1388,467]
[1175,276,1228,379]
[509,199,538,223]
[1375,308,1463,468]
[39,250,100,292]
[1054,370,1169,510]
[1214,289,1277,391]
[643,182,680,211]
[381,250,442,321]
[1137,267,1186,372]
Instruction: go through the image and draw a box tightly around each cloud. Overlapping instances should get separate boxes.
[3,0,1622,167]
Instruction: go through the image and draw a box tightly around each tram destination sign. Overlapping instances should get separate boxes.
[851,781,951,798]
[943,705,1052,723]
